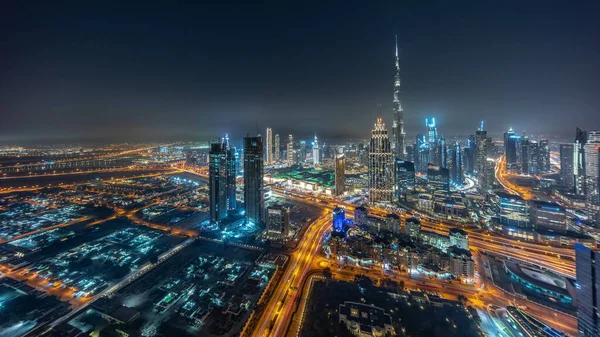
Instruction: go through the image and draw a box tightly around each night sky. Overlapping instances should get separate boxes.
[1,1,599,143]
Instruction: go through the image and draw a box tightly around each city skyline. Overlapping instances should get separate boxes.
[2,2,600,143]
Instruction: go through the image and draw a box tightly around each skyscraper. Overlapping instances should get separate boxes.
[539,138,550,172]
[574,127,587,196]
[560,143,575,190]
[225,137,237,211]
[439,135,447,168]
[391,36,406,159]
[450,142,463,184]
[266,204,289,240]
[312,133,320,165]
[209,138,228,223]
[274,133,280,162]
[286,134,294,166]
[369,118,394,203]
[426,118,439,165]
[521,137,532,175]
[265,127,273,165]
[504,127,519,167]
[244,135,264,226]
[575,243,600,336]
[584,131,600,207]
[475,122,489,190]
[335,149,345,196]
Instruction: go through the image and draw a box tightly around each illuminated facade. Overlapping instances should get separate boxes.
[539,138,550,172]
[497,192,530,229]
[504,127,519,167]
[529,200,566,233]
[575,243,600,336]
[560,143,575,189]
[475,123,489,190]
[574,127,587,196]
[274,133,280,162]
[286,134,294,166]
[266,204,289,239]
[265,127,272,165]
[312,133,320,165]
[395,159,415,200]
[584,131,600,207]
[450,142,463,184]
[335,150,345,196]
[332,206,345,232]
[368,118,393,203]
[209,138,228,223]
[391,36,406,159]
[244,135,264,225]
[226,139,237,211]
[427,163,450,193]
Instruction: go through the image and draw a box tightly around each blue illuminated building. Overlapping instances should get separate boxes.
[243,135,264,226]
[575,244,600,336]
[332,206,345,233]
[529,200,566,233]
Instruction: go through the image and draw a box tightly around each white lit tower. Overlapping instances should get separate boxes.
[391,35,406,159]
[369,118,394,203]
[312,133,320,165]
[265,128,273,165]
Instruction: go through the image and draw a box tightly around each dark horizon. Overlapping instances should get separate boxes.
[1,1,599,144]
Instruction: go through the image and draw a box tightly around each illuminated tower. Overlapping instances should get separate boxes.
[265,128,273,165]
[475,121,489,190]
[224,135,237,211]
[209,137,228,223]
[312,133,320,165]
[335,148,345,196]
[391,36,406,159]
[575,243,600,336]
[574,127,587,196]
[286,134,294,166]
[243,135,264,226]
[274,133,280,162]
[369,118,394,203]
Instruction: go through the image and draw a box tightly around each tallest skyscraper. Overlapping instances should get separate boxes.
[392,35,406,160]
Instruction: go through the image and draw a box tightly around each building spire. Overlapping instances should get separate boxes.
[392,35,406,159]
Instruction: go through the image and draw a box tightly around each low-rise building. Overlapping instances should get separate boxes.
[339,301,394,337]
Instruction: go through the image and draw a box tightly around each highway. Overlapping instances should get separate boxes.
[250,213,331,337]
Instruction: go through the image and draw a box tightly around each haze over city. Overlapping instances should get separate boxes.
[1,1,599,143]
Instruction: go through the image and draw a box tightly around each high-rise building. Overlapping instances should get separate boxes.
[266,204,289,239]
[384,213,401,234]
[391,36,406,159]
[465,135,476,174]
[560,143,575,189]
[475,123,489,190]
[209,139,228,223]
[575,243,600,336]
[274,133,280,162]
[243,135,264,226]
[286,134,294,166]
[520,137,532,175]
[584,131,600,207]
[539,138,550,172]
[415,134,429,172]
[427,163,450,193]
[395,159,415,200]
[439,136,447,168]
[426,118,439,166]
[504,127,520,167]
[312,133,320,165]
[265,128,273,165]
[368,118,394,203]
[574,127,587,196]
[225,139,237,211]
[450,142,463,185]
[335,150,345,196]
